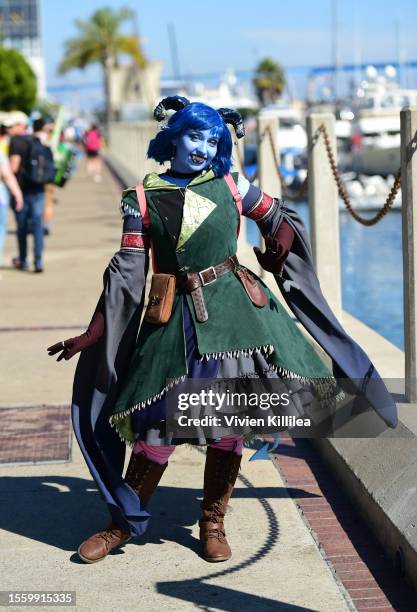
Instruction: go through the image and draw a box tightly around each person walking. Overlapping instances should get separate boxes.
[7,115,55,272]
[84,124,102,182]
[41,117,56,236]
[0,144,23,266]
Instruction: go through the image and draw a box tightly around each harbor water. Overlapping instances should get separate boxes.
[246,203,404,351]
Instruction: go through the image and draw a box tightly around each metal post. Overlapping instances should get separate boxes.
[257,116,281,197]
[306,113,342,318]
[401,107,417,402]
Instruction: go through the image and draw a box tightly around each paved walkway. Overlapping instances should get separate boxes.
[0,163,351,611]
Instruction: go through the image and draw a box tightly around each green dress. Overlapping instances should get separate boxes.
[110,169,336,444]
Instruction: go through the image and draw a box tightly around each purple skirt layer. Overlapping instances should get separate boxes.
[131,300,220,443]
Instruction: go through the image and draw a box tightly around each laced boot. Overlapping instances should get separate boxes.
[77,522,131,564]
[77,451,168,564]
[199,446,242,562]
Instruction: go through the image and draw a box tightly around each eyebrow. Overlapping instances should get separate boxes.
[188,129,218,139]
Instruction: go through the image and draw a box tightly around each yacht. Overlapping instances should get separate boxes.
[349,67,417,175]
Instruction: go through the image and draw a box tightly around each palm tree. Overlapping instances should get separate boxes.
[253,58,286,106]
[58,6,146,131]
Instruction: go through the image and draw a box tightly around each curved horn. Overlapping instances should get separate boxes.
[153,96,191,121]
[217,108,245,139]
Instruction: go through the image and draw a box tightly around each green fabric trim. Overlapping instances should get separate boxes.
[143,168,215,190]
[120,168,217,216]
[120,189,140,215]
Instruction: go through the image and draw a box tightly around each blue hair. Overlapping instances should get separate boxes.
[147,102,233,177]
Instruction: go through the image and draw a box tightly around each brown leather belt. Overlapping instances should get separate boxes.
[177,255,239,322]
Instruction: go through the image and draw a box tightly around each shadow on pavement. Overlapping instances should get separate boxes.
[0,471,323,608]
[157,580,316,611]
[0,473,318,554]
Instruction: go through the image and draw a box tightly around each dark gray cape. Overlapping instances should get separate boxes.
[71,205,397,537]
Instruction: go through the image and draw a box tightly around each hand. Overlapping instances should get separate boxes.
[253,221,295,275]
[47,334,94,361]
[14,192,24,212]
[253,237,286,275]
[47,295,105,361]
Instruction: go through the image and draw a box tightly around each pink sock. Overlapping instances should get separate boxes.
[133,435,243,463]
[209,435,243,455]
[132,440,175,464]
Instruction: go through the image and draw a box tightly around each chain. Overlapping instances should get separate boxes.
[318,123,401,226]
[237,123,401,222]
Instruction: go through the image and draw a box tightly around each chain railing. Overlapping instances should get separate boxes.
[240,122,402,221]
[318,123,402,226]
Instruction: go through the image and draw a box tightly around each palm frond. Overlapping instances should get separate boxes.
[115,35,146,68]
[58,6,147,74]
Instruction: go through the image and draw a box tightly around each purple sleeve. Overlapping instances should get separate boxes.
[241,183,262,214]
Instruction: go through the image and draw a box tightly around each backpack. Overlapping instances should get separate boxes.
[25,137,56,185]
[85,130,101,153]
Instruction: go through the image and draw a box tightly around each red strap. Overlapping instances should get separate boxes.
[223,174,242,237]
[135,184,150,229]
[135,183,158,271]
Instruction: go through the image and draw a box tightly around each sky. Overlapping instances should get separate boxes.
[41,0,417,106]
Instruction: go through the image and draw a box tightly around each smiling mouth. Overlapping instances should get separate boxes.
[190,154,206,164]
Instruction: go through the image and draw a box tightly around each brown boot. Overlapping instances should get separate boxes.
[199,446,242,562]
[77,522,131,564]
[124,450,168,506]
[77,451,168,564]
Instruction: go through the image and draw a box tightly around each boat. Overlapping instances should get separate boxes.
[348,66,417,176]
[256,104,308,186]
[339,172,401,211]
[187,69,258,112]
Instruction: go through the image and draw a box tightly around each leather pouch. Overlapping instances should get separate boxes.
[144,273,176,324]
[235,268,267,308]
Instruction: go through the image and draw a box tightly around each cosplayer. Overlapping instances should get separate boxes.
[48,97,397,565]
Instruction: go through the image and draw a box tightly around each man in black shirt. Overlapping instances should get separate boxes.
[7,112,30,193]
[6,113,47,273]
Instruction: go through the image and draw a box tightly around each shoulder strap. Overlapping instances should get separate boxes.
[223,173,242,237]
[135,183,150,228]
[135,183,159,272]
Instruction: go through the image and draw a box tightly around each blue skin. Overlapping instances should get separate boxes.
[171,128,219,173]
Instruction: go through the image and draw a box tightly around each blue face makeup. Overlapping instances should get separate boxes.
[171,128,219,173]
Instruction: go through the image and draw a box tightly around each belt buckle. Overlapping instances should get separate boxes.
[199,265,217,286]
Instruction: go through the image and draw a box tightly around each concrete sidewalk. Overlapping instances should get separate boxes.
[0,163,350,611]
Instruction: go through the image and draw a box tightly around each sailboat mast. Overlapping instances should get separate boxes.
[168,22,181,80]
[331,0,340,100]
